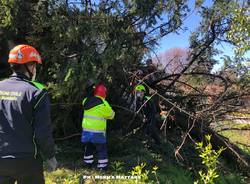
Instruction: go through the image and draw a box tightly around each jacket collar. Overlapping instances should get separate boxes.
[95,95,105,100]
[10,72,30,81]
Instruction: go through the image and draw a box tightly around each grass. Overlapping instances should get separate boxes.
[221,130,250,146]
[44,161,194,184]
[44,131,248,184]
[216,173,248,184]
[230,112,250,118]
[220,130,250,155]
[216,119,250,155]
[215,113,250,155]
[44,133,190,184]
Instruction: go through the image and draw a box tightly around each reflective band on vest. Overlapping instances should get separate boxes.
[83,128,105,133]
[107,112,115,120]
[97,163,108,168]
[84,160,94,163]
[1,155,15,159]
[84,155,94,159]
[83,115,106,121]
[98,159,108,163]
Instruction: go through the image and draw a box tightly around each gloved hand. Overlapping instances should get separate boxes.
[46,156,58,171]
[160,111,168,120]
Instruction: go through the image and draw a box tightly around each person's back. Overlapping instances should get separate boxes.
[81,84,115,171]
[0,73,53,159]
[0,44,57,184]
[82,96,114,134]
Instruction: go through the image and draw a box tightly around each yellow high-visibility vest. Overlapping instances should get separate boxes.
[82,96,115,133]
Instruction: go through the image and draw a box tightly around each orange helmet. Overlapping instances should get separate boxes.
[94,83,107,99]
[8,44,42,64]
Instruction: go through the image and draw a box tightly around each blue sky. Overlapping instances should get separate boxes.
[73,0,249,71]
[155,0,207,53]
[155,0,250,71]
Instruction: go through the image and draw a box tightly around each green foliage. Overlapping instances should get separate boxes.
[151,165,159,182]
[161,164,193,184]
[130,163,149,182]
[0,1,249,183]
[110,161,125,173]
[195,135,226,184]
[227,2,250,56]
[0,0,15,27]
[45,169,81,184]
[216,173,248,184]
[44,134,247,184]
[129,163,160,184]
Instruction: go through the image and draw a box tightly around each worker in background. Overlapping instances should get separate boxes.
[145,58,157,74]
[81,83,115,171]
[134,84,161,145]
[78,79,96,127]
[0,44,57,184]
[128,69,144,109]
[84,79,95,98]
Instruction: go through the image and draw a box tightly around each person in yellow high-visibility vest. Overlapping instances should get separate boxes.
[81,83,115,171]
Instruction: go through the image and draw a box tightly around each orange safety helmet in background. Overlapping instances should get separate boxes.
[8,44,42,64]
[94,83,107,99]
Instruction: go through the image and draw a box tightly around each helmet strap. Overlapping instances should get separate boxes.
[24,64,33,80]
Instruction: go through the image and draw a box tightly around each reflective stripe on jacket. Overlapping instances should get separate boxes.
[82,96,115,132]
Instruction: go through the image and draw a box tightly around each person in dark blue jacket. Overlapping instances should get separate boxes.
[0,45,57,184]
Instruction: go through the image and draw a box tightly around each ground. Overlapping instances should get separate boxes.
[44,129,248,184]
